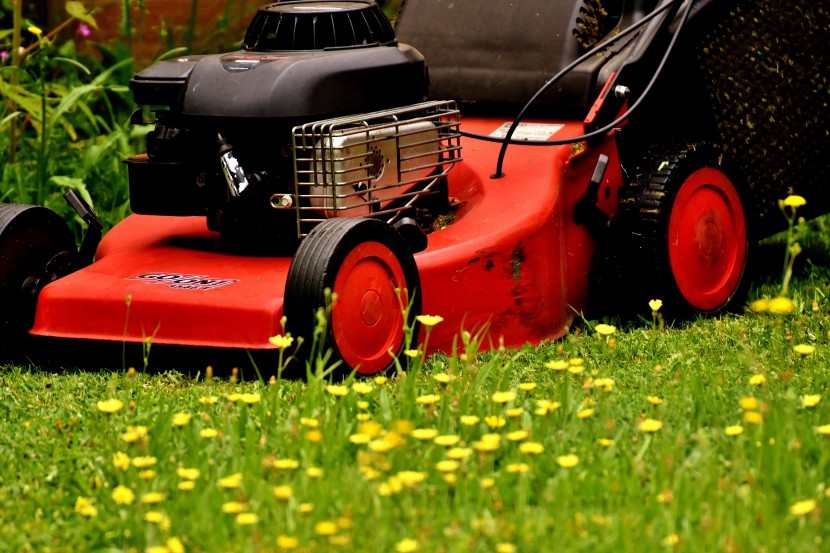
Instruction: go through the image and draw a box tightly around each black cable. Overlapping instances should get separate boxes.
[456,0,692,178]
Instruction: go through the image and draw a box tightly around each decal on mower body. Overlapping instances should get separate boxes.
[127,272,239,290]
[490,122,564,141]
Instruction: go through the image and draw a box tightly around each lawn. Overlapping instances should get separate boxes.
[2,234,829,552]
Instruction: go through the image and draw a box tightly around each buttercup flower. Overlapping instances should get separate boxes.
[326,385,349,397]
[237,512,259,525]
[111,485,135,505]
[396,538,419,552]
[725,425,744,436]
[744,411,763,425]
[639,418,663,433]
[434,434,460,447]
[74,497,97,517]
[172,413,192,427]
[218,472,243,489]
[646,396,663,406]
[132,456,157,469]
[545,360,569,371]
[240,393,261,405]
[277,536,300,549]
[506,463,529,473]
[97,399,123,413]
[416,314,444,327]
[595,323,616,336]
[491,391,516,404]
[28,25,43,36]
[222,501,248,514]
[411,428,439,441]
[783,194,807,208]
[416,394,441,405]
[556,454,579,468]
[802,394,822,408]
[793,344,815,355]
[113,451,131,471]
[739,397,759,411]
[649,299,663,312]
[484,415,506,428]
[519,441,545,454]
[141,492,165,504]
[352,382,373,395]
[314,520,338,536]
[268,334,294,349]
[768,296,795,314]
[460,415,480,426]
[518,382,537,392]
[749,374,767,386]
[789,499,817,516]
[200,428,218,439]
[177,467,201,480]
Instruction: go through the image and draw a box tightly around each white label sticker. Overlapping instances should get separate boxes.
[489,122,565,141]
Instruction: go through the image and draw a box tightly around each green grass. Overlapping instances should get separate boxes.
[2,255,830,552]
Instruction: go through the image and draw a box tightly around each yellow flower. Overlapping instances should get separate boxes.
[639,418,663,433]
[373,376,388,385]
[349,433,371,444]
[597,438,614,447]
[273,485,293,500]
[447,447,473,459]
[556,454,579,468]
[306,467,323,478]
[534,400,562,416]
[352,382,374,395]
[96,399,124,414]
[577,408,594,419]
[28,25,43,36]
[132,456,157,469]
[739,397,759,411]
[519,441,545,455]
[111,485,135,505]
[166,538,184,553]
[299,502,314,513]
[172,413,192,427]
[472,438,500,452]
[200,428,218,439]
[496,544,517,553]
[113,452,131,471]
[545,360,570,371]
[237,512,259,525]
[435,460,460,472]
[74,497,97,517]
[768,296,795,314]
[314,520,338,536]
[802,394,822,408]
[305,430,323,442]
[395,538,419,552]
[491,391,516,404]
[749,374,767,386]
[793,344,815,355]
[518,382,537,392]
[226,392,242,402]
[240,393,261,405]
[218,472,243,489]
[507,430,529,441]
[273,458,300,470]
[783,194,807,208]
[484,416,506,428]
[268,334,294,349]
[396,471,426,487]
[326,385,349,397]
[199,395,219,405]
[661,534,681,546]
[432,372,453,383]
[725,425,744,436]
[300,417,319,427]
[649,299,663,312]
[434,434,460,447]
[277,535,300,549]
[139,469,156,480]
[817,424,830,436]
[411,428,439,441]
[567,364,584,375]
[789,499,817,516]
[506,463,529,473]
[178,481,195,491]
[416,394,441,405]
[744,411,763,425]
[404,349,421,358]
[749,298,769,313]
[595,323,616,336]
[222,501,247,514]
[460,415,480,426]
[480,477,496,489]
[592,377,615,391]
[416,314,444,327]
[144,511,169,527]
[646,396,663,406]
[177,467,201,481]
[141,492,165,505]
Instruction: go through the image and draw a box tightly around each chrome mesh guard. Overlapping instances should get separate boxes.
[292,100,461,237]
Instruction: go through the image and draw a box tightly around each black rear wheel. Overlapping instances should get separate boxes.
[284,218,421,377]
[0,204,76,353]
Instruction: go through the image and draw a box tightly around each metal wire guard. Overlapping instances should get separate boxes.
[292,100,462,237]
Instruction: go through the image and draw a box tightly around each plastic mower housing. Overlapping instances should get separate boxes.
[2,0,828,375]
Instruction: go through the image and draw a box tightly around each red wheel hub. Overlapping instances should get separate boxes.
[668,167,747,311]
[332,241,407,374]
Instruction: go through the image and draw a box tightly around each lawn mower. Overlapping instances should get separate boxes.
[1,0,828,375]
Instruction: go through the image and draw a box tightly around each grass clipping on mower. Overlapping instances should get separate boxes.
[696,0,830,227]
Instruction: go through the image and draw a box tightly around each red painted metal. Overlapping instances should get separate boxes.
[30,116,624,354]
[667,167,747,311]
[331,241,407,374]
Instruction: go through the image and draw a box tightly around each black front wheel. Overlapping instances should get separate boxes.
[284,218,421,377]
[0,204,76,352]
